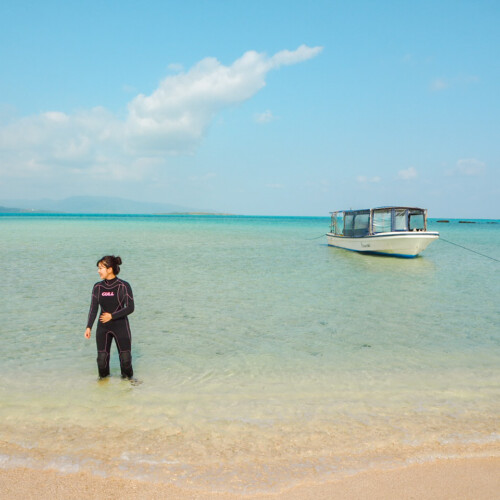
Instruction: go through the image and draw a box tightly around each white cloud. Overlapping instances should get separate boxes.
[254,110,276,123]
[305,179,330,192]
[269,45,323,67]
[397,166,417,180]
[125,45,322,155]
[447,158,485,176]
[122,84,137,94]
[356,175,381,183]
[0,45,322,182]
[463,75,480,85]
[431,78,449,91]
[431,75,479,92]
[167,63,184,73]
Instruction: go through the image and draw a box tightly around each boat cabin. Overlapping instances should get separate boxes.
[330,207,428,237]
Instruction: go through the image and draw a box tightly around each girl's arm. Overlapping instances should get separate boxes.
[86,284,99,329]
[111,281,135,320]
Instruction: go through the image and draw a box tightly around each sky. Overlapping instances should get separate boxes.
[0,0,498,217]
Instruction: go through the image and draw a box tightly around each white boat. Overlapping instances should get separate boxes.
[326,207,439,258]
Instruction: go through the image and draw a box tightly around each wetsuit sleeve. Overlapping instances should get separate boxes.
[111,281,135,320]
[86,284,99,329]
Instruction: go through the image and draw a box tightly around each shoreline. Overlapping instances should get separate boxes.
[1,457,499,499]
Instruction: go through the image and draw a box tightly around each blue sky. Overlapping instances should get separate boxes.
[0,0,498,217]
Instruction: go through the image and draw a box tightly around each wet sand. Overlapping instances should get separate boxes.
[1,457,499,499]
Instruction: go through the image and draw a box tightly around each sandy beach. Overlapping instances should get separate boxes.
[1,457,499,500]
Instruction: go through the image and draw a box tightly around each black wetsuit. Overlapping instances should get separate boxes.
[87,277,135,378]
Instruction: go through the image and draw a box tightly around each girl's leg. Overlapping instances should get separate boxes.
[113,321,133,379]
[96,329,113,378]
[119,351,133,379]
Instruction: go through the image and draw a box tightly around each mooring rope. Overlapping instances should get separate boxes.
[439,237,500,263]
[305,234,327,240]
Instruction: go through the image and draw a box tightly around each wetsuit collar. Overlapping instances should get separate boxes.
[104,277,118,284]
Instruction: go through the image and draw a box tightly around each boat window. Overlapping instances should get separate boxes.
[394,209,407,231]
[344,214,354,237]
[409,210,425,231]
[334,213,344,235]
[353,213,370,237]
[372,209,392,233]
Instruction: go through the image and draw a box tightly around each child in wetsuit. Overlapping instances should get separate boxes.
[85,255,135,379]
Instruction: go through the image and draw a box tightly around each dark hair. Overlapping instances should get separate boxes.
[97,255,122,275]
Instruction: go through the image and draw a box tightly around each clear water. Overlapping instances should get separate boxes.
[1,215,499,493]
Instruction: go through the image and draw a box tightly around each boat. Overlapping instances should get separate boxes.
[326,206,439,258]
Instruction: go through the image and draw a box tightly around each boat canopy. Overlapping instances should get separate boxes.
[330,207,427,237]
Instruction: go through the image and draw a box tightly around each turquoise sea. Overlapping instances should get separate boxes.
[0,214,499,493]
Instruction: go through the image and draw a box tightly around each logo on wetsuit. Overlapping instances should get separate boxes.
[102,292,115,296]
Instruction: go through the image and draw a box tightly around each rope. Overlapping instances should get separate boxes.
[439,237,500,263]
[305,234,326,240]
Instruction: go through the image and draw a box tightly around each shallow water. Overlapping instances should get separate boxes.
[0,215,499,492]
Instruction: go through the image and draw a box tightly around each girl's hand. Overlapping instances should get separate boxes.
[100,312,112,323]
[85,328,91,339]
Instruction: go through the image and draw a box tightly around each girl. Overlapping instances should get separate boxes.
[85,255,135,379]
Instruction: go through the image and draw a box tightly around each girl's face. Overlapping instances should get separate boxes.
[97,263,115,280]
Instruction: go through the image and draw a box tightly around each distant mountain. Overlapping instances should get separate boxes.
[0,196,211,214]
[0,205,26,213]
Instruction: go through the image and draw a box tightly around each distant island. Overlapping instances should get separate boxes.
[0,206,26,213]
[0,206,57,214]
[0,196,221,215]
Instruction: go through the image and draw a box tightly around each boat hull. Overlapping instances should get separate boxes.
[326,232,439,258]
